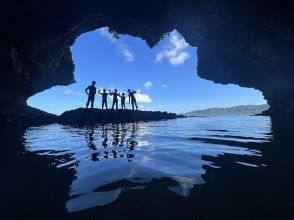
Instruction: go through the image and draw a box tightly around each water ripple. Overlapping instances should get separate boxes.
[24,116,272,212]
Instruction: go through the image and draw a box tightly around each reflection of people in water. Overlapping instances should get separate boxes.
[85,126,100,161]
[85,123,139,162]
[127,123,138,161]
[112,124,120,147]
[91,152,100,161]
[120,124,127,146]
[112,150,118,158]
[85,81,97,108]
[128,89,138,110]
[101,125,108,148]
[85,126,96,150]
[128,123,138,150]
[102,123,138,160]
[98,89,110,109]
[110,89,119,110]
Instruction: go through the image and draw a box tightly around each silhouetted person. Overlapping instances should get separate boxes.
[98,89,110,109]
[85,81,97,108]
[119,93,126,109]
[128,89,138,110]
[110,89,119,110]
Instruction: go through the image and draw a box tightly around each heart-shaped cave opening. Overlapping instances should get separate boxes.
[28,28,268,116]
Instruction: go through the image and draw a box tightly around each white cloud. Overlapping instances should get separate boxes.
[161,84,168,89]
[139,105,144,109]
[134,91,152,104]
[121,47,134,62]
[143,81,153,89]
[64,89,85,97]
[156,30,190,66]
[96,27,135,62]
[106,90,151,105]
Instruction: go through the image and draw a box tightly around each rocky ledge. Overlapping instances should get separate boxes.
[0,106,58,126]
[59,108,185,125]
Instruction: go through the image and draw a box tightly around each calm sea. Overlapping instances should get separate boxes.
[23,116,272,213]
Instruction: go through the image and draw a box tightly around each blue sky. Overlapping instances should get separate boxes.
[28,28,266,115]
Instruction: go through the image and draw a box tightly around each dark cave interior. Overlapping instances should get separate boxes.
[0,0,293,123]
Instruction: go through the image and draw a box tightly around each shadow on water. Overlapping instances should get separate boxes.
[1,116,294,219]
[0,126,75,219]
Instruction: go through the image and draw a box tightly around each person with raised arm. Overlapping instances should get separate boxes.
[98,89,110,109]
[119,92,126,109]
[128,89,138,110]
[110,89,119,110]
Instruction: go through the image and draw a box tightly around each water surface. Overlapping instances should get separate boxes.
[24,116,272,212]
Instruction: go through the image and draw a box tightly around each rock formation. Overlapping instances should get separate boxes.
[0,0,293,122]
[59,108,183,125]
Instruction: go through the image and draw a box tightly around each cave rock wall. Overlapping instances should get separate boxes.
[0,0,293,116]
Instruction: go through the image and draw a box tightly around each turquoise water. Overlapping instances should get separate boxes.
[23,116,272,212]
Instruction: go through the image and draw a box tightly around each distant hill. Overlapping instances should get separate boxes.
[184,104,269,116]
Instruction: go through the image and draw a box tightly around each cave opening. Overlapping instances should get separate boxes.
[28,28,267,115]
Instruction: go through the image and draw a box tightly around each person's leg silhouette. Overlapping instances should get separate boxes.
[86,96,91,108]
[131,100,137,110]
[103,100,108,109]
[90,97,94,108]
[112,99,118,110]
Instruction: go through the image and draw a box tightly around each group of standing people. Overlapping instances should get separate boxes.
[85,81,138,110]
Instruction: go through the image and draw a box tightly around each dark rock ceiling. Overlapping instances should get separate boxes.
[0,0,293,117]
